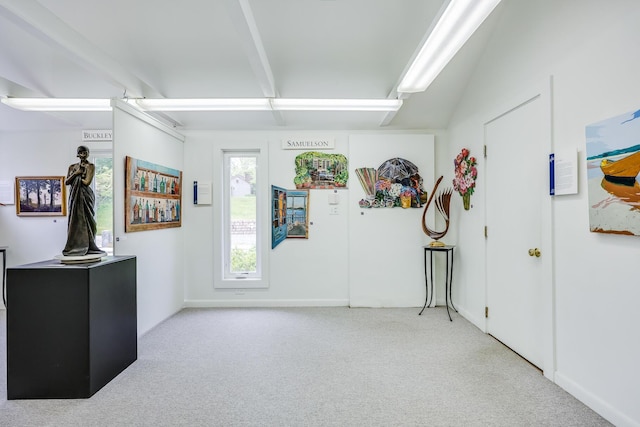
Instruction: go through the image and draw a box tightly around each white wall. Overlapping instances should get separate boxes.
[0,109,187,337]
[1,127,447,320]
[447,1,640,425]
[348,134,435,307]
[183,130,349,306]
[0,131,107,266]
[182,130,447,307]
[112,103,186,336]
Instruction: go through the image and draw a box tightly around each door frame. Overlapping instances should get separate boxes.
[482,76,556,381]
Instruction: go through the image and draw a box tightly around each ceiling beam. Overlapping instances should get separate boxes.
[223,0,276,97]
[0,75,42,98]
[0,0,161,99]
[223,0,284,125]
[379,92,411,127]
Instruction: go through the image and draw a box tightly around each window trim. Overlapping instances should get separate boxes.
[222,152,259,280]
[213,144,269,289]
[90,148,114,254]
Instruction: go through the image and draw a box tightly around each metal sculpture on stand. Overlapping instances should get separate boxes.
[421,176,453,247]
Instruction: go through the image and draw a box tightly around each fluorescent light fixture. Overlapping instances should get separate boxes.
[2,97,402,113]
[270,98,402,111]
[1,97,111,111]
[136,98,271,111]
[397,0,502,93]
[136,98,402,112]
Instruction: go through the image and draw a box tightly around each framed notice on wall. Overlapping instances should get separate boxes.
[0,180,14,205]
[550,150,578,196]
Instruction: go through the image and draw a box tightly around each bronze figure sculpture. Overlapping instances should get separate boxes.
[62,145,106,258]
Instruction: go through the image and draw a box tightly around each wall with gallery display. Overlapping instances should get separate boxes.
[181,130,441,308]
[1,128,440,314]
[0,132,80,266]
[348,134,435,307]
[112,101,186,336]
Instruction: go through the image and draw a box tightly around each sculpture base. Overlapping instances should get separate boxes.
[429,240,446,247]
[6,256,137,399]
[54,253,107,264]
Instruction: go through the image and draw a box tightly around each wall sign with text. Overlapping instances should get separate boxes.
[282,138,335,150]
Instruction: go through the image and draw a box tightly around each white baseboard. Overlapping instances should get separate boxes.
[183,299,350,308]
[456,305,486,332]
[555,372,639,427]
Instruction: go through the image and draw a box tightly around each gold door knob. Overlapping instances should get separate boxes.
[528,248,541,257]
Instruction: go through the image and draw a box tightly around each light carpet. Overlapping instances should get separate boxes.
[0,307,611,426]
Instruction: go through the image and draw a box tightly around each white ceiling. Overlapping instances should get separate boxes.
[0,0,503,132]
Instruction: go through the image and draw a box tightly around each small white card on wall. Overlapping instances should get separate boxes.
[0,180,14,204]
[193,181,212,205]
[550,149,578,196]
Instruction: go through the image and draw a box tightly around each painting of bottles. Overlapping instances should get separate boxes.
[125,156,182,232]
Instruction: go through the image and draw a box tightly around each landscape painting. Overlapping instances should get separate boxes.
[15,176,66,216]
[586,108,640,235]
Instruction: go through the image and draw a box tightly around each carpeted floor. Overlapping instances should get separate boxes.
[0,307,611,426]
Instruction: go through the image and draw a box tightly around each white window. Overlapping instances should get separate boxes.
[90,149,113,254]
[214,145,269,288]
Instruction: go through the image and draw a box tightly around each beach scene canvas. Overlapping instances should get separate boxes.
[586,108,640,235]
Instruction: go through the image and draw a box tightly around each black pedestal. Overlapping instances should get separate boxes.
[6,255,137,399]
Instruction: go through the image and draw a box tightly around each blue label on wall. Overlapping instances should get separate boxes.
[193,181,198,204]
[549,153,555,196]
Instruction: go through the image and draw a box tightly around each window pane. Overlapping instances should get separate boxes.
[93,155,113,254]
[217,146,268,289]
[228,155,257,274]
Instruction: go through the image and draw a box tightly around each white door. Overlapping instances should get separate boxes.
[485,94,548,369]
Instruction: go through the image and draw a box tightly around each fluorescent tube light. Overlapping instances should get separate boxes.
[270,98,402,111]
[136,98,271,111]
[2,97,403,113]
[136,98,402,112]
[397,0,502,93]
[1,97,111,111]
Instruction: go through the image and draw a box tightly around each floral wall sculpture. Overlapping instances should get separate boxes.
[355,157,427,208]
[453,148,477,210]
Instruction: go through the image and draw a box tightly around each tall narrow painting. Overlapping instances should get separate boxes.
[271,186,310,248]
[586,108,640,235]
[285,190,309,238]
[271,185,288,248]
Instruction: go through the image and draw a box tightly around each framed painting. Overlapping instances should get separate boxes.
[125,156,182,232]
[271,185,288,248]
[15,176,66,216]
[272,186,310,248]
[586,108,640,235]
[286,189,309,238]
